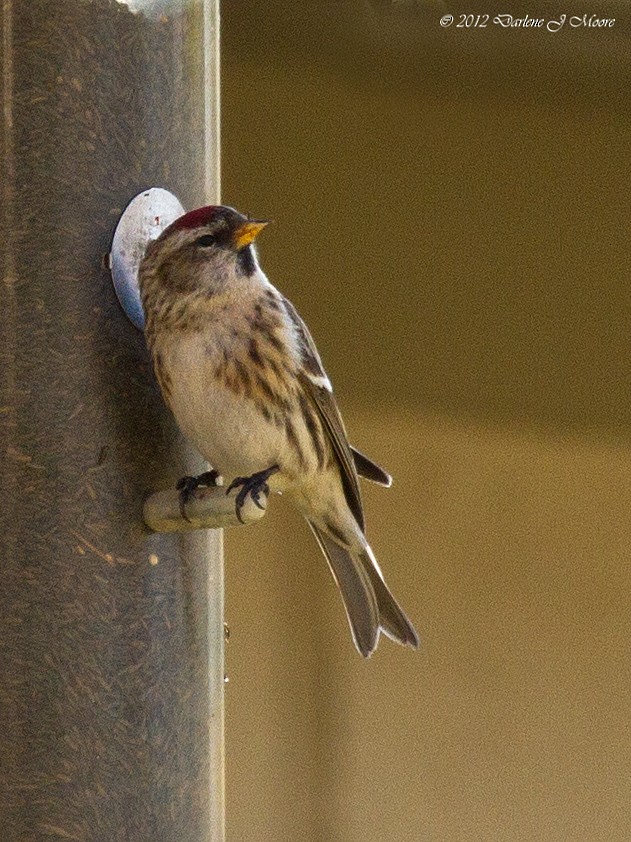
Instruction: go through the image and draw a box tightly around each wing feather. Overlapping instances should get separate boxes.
[351,446,392,487]
[281,296,365,531]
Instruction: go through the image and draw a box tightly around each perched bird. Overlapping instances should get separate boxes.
[139,205,418,657]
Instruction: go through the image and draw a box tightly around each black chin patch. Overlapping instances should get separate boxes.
[236,245,256,277]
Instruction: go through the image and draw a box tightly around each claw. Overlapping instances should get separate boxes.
[225,465,279,524]
[176,469,223,521]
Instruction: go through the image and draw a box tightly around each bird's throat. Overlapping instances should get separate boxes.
[236,245,257,277]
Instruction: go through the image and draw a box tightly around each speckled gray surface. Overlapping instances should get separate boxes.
[0,2,221,838]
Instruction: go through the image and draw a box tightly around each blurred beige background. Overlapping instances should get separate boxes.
[220,2,631,840]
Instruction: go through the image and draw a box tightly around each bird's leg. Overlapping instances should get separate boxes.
[176,469,224,521]
[225,464,279,525]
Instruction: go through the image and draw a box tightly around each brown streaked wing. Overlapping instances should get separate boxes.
[350,446,392,487]
[282,296,365,532]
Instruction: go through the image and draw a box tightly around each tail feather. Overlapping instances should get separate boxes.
[308,521,419,656]
[308,521,380,657]
[360,546,419,649]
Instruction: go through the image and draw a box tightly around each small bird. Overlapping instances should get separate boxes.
[139,205,418,657]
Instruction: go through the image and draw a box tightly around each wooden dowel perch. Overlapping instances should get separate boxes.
[144,484,268,533]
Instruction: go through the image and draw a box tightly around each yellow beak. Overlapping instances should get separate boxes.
[233,220,270,249]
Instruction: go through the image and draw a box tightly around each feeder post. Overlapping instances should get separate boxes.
[0,1,224,839]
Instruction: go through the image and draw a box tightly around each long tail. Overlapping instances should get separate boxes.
[307,521,419,657]
[360,543,419,650]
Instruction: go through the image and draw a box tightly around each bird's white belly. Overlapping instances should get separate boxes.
[162,334,288,482]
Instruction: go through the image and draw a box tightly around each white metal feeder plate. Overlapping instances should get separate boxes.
[110,188,185,330]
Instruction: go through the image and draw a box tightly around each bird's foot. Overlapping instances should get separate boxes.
[225,464,279,524]
[176,470,224,521]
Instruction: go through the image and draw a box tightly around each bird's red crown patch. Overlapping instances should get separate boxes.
[168,206,223,233]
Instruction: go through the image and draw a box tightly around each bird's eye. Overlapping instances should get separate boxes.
[195,234,216,247]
